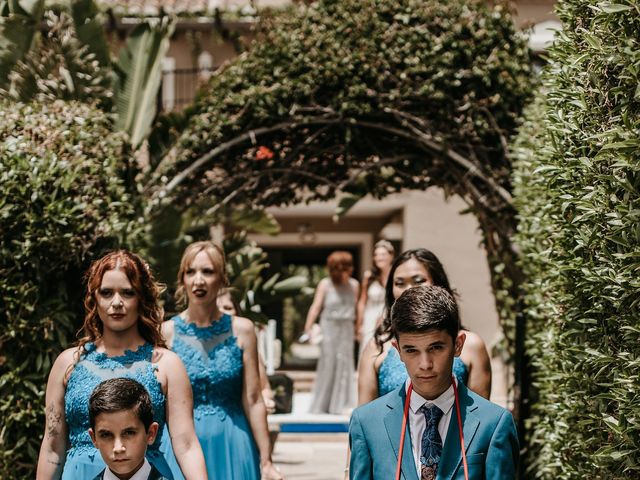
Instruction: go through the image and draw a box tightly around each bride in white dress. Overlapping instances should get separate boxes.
[356,240,394,359]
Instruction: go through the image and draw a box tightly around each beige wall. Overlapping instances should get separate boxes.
[260,189,510,404]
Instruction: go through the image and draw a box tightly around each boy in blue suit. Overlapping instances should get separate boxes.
[349,285,518,479]
[88,378,169,480]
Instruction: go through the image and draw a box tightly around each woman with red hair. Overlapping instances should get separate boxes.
[302,250,359,414]
[36,250,206,480]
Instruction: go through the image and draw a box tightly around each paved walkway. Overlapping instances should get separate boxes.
[273,433,349,480]
[268,366,511,479]
[268,388,350,479]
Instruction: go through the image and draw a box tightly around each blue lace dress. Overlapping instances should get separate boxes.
[62,342,171,479]
[162,314,260,480]
[377,347,469,397]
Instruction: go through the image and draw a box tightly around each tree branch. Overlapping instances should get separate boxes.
[336,154,419,191]
[148,116,344,202]
[356,116,513,206]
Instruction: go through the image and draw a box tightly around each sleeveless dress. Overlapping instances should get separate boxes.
[162,314,260,480]
[358,279,386,358]
[377,347,469,397]
[62,342,171,479]
[309,278,357,414]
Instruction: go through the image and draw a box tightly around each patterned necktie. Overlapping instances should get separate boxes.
[420,404,444,480]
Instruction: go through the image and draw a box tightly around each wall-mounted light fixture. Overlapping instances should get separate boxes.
[298,222,317,245]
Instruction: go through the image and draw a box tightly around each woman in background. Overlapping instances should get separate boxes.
[36,250,206,480]
[302,251,359,414]
[357,248,492,405]
[161,241,282,480]
[355,240,394,358]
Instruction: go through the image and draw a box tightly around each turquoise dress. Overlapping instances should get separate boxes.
[62,342,172,479]
[377,347,469,397]
[162,314,260,480]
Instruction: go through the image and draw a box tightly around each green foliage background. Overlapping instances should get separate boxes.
[151,0,532,212]
[0,100,141,476]
[512,1,640,477]
[150,0,533,365]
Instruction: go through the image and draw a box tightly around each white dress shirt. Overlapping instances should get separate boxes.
[406,379,456,478]
[103,458,152,480]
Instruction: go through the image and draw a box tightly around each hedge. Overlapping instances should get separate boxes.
[0,100,139,477]
[512,1,640,477]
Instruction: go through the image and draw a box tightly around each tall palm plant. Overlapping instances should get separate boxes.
[0,0,174,151]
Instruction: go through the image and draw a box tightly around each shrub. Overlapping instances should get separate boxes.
[152,0,532,212]
[512,1,640,477]
[0,100,138,477]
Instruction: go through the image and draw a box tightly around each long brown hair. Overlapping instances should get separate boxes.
[369,239,395,287]
[77,250,166,350]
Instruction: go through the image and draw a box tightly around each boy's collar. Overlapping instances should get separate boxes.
[406,378,456,415]
[103,458,151,480]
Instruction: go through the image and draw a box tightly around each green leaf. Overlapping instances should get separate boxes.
[334,193,362,219]
[261,273,280,293]
[0,0,44,88]
[70,0,111,67]
[115,17,175,149]
[598,3,634,13]
[230,208,281,235]
[10,0,42,17]
[273,275,308,293]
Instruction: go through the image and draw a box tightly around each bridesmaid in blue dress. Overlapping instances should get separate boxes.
[357,248,492,405]
[36,250,207,480]
[161,241,283,480]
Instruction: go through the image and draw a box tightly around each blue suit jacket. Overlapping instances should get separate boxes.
[349,382,518,479]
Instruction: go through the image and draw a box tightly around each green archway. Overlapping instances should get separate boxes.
[146,0,532,393]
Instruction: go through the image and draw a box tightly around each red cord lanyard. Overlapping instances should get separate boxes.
[395,376,469,480]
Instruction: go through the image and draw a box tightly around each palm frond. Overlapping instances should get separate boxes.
[2,11,112,104]
[0,0,44,88]
[115,16,175,149]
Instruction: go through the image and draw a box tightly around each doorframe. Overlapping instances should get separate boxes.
[249,232,375,277]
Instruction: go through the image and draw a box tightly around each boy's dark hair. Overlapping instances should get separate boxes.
[89,378,154,431]
[391,285,460,342]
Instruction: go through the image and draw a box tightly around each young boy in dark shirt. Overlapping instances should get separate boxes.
[88,378,167,480]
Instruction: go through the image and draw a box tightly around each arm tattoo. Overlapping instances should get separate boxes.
[46,404,63,439]
[47,459,61,466]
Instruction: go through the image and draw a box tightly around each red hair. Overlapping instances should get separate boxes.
[77,250,166,350]
[327,250,354,283]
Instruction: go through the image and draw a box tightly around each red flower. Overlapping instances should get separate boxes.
[255,146,274,161]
